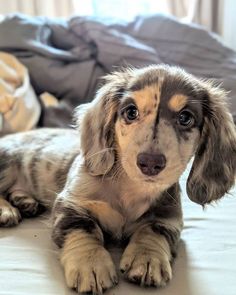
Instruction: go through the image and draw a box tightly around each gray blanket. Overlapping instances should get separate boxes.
[0,13,236,126]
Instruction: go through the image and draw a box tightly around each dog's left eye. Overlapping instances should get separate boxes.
[123,105,139,123]
[178,110,195,127]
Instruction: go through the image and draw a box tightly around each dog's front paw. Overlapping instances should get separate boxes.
[63,246,118,294]
[0,198,22,227]
[120,244,172,287]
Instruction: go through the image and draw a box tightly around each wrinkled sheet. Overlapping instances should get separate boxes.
[0,170,236,295]
[0,13,236,127]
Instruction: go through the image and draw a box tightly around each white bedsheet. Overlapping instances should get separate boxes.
[0,172,236,295]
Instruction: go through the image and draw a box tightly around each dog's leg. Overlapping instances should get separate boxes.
[8,191,45,218]
[52,203,119,294]
[120,185,183,287]
[0,196,21,227]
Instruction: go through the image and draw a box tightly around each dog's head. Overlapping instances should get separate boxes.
[76,65,236,205]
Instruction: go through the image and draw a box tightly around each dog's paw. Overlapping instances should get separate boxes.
[63,246,118,294]
[9,195,45,218]
[120,245,172,287]
[0,198,22,227]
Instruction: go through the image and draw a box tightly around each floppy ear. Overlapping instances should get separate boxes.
[75,71,129,176]
[187,83,236,205]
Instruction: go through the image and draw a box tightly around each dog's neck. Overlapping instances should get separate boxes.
[107,172,168,221]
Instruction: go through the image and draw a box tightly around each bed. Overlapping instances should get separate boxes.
[0,169,236,295]
[0,13,236,295]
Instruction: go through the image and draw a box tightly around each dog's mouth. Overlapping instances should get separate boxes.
[144,177,156,183]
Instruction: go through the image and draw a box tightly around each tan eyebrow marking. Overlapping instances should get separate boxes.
[132,84,161,114]
[168,94,188,112]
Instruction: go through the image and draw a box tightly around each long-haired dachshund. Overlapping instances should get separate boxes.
[0,65,236,294]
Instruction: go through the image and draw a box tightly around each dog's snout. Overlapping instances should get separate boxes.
[137,153,166,176]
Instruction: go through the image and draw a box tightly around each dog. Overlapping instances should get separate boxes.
[0,65,235,294]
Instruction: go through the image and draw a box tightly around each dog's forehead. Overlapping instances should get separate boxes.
[127,67,204,112]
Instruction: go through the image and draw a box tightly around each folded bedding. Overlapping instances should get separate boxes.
[0,13,236,128]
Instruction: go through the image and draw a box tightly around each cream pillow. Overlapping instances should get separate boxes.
[0,51,41,135]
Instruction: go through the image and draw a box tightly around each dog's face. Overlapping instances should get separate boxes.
[77,65,236,205]
[115,68,204,189]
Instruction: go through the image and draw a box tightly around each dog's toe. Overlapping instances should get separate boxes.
[120,248,172,287]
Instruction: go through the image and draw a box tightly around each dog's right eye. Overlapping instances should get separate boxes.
[122,105,139,123]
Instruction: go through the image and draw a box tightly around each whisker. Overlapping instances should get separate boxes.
[163,190,179,207]
[86,148,117,161]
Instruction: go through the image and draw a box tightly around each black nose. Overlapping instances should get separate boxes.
[137,153,166,176]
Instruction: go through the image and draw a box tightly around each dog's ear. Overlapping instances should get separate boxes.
[75,71,129,176]
[187,83,236,205]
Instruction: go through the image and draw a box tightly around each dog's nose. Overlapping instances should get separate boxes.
[137,153,166,176]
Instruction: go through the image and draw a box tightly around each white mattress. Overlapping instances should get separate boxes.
[0,171,236,295]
